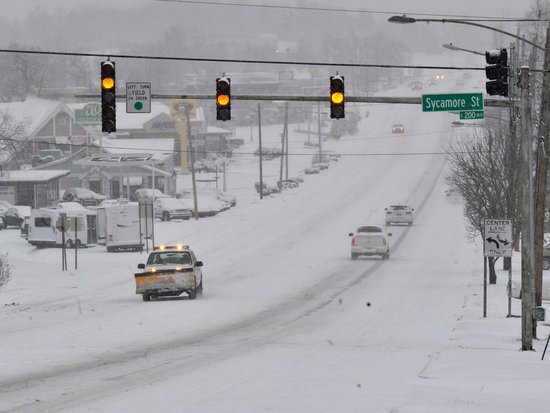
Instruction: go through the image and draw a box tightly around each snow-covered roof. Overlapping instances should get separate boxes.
[0,169,71,183]
[100,137,174,163]
[0,97,71,137]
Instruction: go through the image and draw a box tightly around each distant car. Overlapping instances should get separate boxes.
[2,207,25,228]
[543,245,550,271]
[62,188,106,207]
[154,197,193,221]
[410,81,422,90]
[428,78,437,85]
[133,188,169,201]
[278,179,299,190]
[304,167,320,174]
[348,225,392,260]
[385,205,414,226]
[177,193,228,217]
[254,182,278,195]
[392,124,405,134]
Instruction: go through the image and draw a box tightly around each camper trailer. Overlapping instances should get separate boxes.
[96,201,143,252]
[28,207,97,248]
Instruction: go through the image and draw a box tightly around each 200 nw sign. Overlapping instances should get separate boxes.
[422,93,483,112]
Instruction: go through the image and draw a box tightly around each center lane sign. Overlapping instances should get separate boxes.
[422,93,483,112]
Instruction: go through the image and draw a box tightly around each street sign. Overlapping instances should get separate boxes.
[422,93,483,112]
[126,82,151,113]
[460,110,484,120]
[483,218,512,257]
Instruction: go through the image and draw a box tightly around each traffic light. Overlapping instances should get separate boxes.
[330,75,345,119]
[216,77,231,121]
[485,49,508,97]
[101,60,116,133]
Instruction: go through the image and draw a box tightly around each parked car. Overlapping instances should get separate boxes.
[2,207,25,228]
[254,182,278,196]
[385,205,414,226]
[304,166,320,175]
[196,188,237,207]
[174,194,227,217]
[543,245,550,271]
[133,188,169,201]
[62,188,106,207]
[410,81,422,90]
[348,225,392,260]
[154,197,193,221]
[392,124,405,134]
[278,179,299,190]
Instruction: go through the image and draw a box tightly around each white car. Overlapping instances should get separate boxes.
[392,124,405,134]
[154,198,192,221]
[385,205,414,226]
[348,225,392,260]
[135,244,204,301]
[177,194,228,217]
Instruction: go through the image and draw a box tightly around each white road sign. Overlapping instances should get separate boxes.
[483,218,512,257]
[126,82,151,113]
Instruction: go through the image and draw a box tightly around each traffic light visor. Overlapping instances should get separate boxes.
[331,92,344,105]
[217,94,230,107]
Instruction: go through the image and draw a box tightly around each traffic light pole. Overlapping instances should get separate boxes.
[76,93,512,108]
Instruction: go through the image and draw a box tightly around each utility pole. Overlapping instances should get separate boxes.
[317,102,322,162]
[184,106,199,220]
[258,103,263,200]
[520,65,533,351]
[534,25,550,308]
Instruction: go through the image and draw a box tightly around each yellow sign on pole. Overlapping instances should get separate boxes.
[169,100,198,171]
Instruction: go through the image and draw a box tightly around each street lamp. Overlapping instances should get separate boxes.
[388,15,545,51]
[442,43,484,56]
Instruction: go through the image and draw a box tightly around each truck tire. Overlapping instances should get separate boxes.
[188,287,197,300]
[351,253,358,260]
[162,211,170,221]
[197,280,203,295]
[142,293,151,301]
[543,257,550,271]
[65,239,74,248]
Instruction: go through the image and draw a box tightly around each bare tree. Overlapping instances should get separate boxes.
[0,112,29,168]
[0,252,11,290]
[447,125,521,283]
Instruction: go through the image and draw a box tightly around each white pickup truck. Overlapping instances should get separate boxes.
[348,225,392,260]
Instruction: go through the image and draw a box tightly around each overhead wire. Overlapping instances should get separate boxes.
[153,0,541,21]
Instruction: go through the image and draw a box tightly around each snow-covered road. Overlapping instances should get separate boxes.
[1,81,549,412]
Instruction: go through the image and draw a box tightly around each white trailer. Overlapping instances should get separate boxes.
[28,208,96,248]
[96,201,143,252]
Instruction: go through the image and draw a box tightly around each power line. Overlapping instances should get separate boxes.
[0,47,483,71]
[0,136,480,158]
[153,0,538,21]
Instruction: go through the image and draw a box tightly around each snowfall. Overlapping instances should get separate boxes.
[1,74,549,413]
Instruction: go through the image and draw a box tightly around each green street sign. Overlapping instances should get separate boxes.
[460,110,484,120]
[75,103,101,124]
[422,93,483,112]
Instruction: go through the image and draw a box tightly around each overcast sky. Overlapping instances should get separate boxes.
[2,0,533,20]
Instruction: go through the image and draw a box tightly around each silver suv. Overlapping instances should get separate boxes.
[385,205,414,226]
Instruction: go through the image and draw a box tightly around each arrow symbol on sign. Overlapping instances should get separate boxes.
[487,237,500,249]
[497,234,509,246]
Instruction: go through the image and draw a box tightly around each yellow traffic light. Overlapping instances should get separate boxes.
[331,92,344,105]
[217,94,230,107]
[102,77,115,90]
